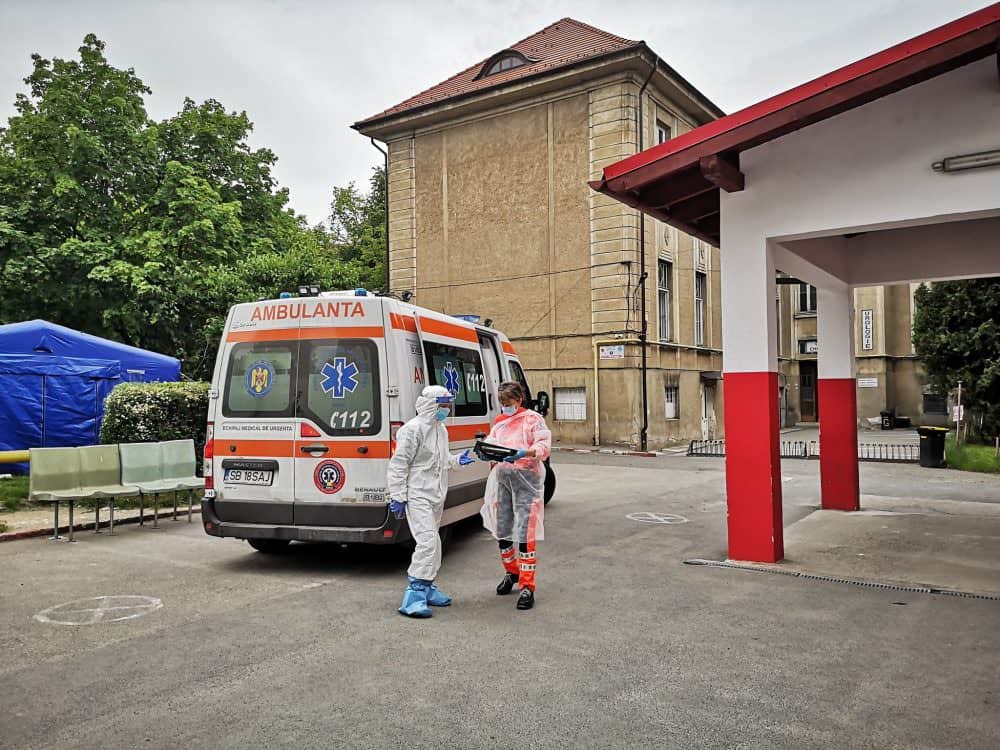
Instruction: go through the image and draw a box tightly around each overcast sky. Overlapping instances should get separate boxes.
[0,0,987,226]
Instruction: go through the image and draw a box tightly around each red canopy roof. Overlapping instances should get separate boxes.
[590,4,1000,246]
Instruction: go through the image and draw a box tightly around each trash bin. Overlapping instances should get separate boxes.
[916,426,948,468]
[880,409,895,430]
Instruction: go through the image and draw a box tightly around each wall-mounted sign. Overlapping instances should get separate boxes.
[861,309,874,351]
[599,344,625,360]
[857,377,879,388]
[798,339,819,355]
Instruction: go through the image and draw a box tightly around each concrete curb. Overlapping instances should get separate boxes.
[551,446,664,458]
[0,506,202,543]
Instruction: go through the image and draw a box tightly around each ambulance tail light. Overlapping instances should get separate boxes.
[301,423,322,438]
[390,421,403,456]
[204,423,215,492]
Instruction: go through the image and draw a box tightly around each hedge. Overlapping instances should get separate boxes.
[100,381,210,471]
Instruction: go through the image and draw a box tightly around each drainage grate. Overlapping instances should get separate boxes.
[683,559,1000,601]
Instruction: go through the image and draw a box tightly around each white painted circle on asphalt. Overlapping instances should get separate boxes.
[34,595,163,626]
[627,512,689,525]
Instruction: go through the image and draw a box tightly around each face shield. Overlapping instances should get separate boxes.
[435,394,456,418]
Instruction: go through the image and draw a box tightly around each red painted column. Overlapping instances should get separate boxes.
[723,371,784,562]
[816,284,861,512]
[819,379,861,511]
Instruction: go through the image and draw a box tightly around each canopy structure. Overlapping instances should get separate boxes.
[0,321,180,472]
[0,320,180,382]
[591,4,1000,563]
[589,4,1000,247]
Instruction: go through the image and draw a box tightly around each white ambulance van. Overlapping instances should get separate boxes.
[201,289,554,552]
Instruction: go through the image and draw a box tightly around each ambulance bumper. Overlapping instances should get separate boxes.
[200,498,407,545]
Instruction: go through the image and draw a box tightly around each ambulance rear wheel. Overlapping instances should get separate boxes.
[543,462,556,505]
[247,538,291,554]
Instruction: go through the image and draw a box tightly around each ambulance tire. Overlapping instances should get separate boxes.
[247,538,291,554]
[543,461,556,505]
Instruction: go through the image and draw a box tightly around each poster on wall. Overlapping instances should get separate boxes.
[861,309,874,351]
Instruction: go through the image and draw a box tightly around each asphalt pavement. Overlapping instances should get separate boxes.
[1,454,998,749]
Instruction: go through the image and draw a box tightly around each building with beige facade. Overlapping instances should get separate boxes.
[354,19,725,449]
[777,282,947,427]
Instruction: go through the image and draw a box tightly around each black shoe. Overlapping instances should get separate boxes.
[496,572,518,595]
[516,588,534,610]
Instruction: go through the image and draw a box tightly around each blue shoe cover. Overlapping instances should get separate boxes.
[399,578,432,618]
[426,582,452,607]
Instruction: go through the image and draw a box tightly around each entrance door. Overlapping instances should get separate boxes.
[800,361,818,422]
[701,383,716,440]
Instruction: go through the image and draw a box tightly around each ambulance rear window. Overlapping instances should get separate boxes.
[300,340,381,436]
[223,343,295,417]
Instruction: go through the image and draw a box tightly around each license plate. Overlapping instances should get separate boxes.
[224,469,273,486]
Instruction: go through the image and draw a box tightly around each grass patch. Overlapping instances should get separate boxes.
[946,435,1000,473]
[0,476,29,512]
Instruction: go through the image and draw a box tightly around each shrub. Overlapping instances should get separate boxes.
[100,381,210,471]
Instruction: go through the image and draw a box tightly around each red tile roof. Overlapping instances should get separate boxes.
[354,18,641,128]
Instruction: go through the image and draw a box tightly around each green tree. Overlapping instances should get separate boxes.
[0,35,357,379]
[913,278,1000,439]
[328,166,386,290]
[0,34,155,338]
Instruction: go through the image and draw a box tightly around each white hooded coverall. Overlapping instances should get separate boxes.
[386,386,464,581]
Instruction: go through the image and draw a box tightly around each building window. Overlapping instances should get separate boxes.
[657,259,672,341]
[799,283,817,313]
[656,120,672,145]
[695,271,706,347]
[923,393,947,415]
[664,384,679,420]
[554,387,587,421]
[479,51,531,78]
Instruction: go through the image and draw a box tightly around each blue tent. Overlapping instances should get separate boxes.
[0,320,180,382]
[0,321,181,473]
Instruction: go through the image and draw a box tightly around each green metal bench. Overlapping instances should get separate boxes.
[78,445,141,535]
[159,440,206,521]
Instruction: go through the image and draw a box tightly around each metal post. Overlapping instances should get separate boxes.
[139,494,144,526]
[153,493,159,529]
[187,490,193,522]
[94,501,101,533]
[173,492,178,521]
[67,500,75,542]
[109,501,115,536]
[956,380,963,446]
[50,501,62,541]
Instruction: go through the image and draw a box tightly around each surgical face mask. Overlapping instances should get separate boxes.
[435,407,450,422]
[500,405,517,416]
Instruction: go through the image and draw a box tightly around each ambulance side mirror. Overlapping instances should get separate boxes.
[535,391,550,417]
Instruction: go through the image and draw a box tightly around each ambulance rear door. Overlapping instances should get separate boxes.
[414,312,491,512]
[292,296,391,526]
[214,300,300,525]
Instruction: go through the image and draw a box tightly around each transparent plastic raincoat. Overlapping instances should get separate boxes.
[480,408,552,543]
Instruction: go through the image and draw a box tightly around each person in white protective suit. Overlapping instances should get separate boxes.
[387,385,474,618]
[480,381,552,611]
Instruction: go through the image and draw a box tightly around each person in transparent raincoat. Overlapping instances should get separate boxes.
[480,381,552,610]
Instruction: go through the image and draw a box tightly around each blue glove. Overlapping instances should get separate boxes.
[389,498,406,519]
[458,449,475,466]
[504,449,528,463]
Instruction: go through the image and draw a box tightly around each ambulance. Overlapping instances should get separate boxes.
[201,289,555,552]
